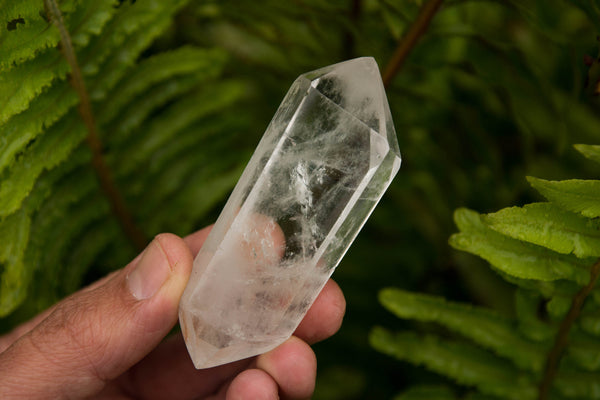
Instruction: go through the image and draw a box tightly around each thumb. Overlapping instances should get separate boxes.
[0,233,193,400]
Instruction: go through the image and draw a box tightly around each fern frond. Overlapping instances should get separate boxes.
[0,149,83,315]
[0,0,62,70]
[450,208,592,284]
[98,46,228,125]
[0,115,87,218]
[398,175,600,396]
[0,0,190,217]
[484,202,600,258]
[146,164,245,235]
[87,1,189,101]
[0,0,252,315]
[26,166,104,274]
[369,328,538,400]
[528,177,600,219]
[0,50,70,125]
[0,209,31,314]
[0,1,193,178]
[379,288,546,372]
[0,1,117,124]
[574,144,600,164]
[63,220,119,293]
[0,84,78,174]
[0,0,119,71]
[114,81,246,176]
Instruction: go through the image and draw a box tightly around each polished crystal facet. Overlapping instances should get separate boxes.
[179,57,401,369]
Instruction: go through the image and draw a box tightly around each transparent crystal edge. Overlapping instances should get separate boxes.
[179,57,401,370]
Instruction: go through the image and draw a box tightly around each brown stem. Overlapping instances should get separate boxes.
[538,259,600,400]
[44,0,148,252]
[382,0,445,87]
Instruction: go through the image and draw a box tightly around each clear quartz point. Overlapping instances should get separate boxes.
[179,57,401,369]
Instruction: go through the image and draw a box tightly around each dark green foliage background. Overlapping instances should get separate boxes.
[3,0,600,398]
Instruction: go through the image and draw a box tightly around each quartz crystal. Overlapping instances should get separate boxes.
[179,57,401,369]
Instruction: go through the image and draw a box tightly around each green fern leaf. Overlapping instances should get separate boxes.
[528,177,600,218]
[0,48,216,178]
[0,115,87,218]
[513,290,600,371]
[484,202,600,258]
[450,208,592,284]
[0,1,185,177]
[126,114,247,235]
[107,75,205,146]
[0,209,31,315]
[574,144,600,164]
[148,164,245,235]
[369,328,537,400]
[79,0,186,79]
[379,288,546,372]
[0,0,77,70]
[0,51,70,125]
[0,0,117,124]
[114,81,246,176]
[0,0,220,314]
[0,148,76,315]
[0,0,197,219]
[87,6,187,101]
[63,220,119,294]
[28,167,103,267]
[0,85,78,175]
[98,46,228,125]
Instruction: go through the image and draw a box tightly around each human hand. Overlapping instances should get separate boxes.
[0,226,346,399]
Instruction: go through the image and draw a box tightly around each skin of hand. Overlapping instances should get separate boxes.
[0,226,346,400]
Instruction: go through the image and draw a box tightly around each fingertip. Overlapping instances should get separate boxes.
[226,369,279,400]
[256,336,316,400]
[154,233,194,274]
[294,279,346,344]
[150,233,195,310]
[126,233,193,302]
[122,232,195,338]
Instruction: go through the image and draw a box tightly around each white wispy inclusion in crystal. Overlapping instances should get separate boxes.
[179,57,401,369]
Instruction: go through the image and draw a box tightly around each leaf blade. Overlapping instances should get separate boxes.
[528,177,600,218]
[484,202,600,258]
[450,208,591,284]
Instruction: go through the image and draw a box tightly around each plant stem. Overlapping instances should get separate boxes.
[44,0,148,252]
[382,0,445,87]
[538,259,600,399]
